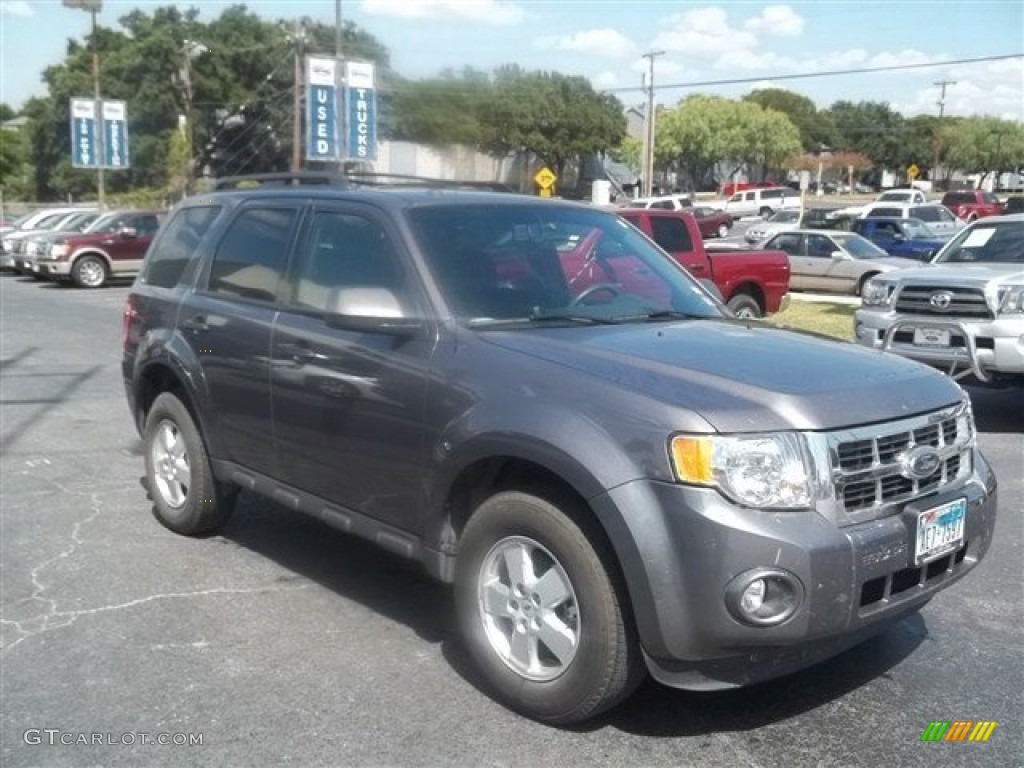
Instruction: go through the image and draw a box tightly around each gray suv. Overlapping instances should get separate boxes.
[122,175,998,725]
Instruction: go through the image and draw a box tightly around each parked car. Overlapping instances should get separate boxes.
[1002,196,1024,215]
[874,188,928,205]
[940,190,1003,222]
[861,203,966,238]
[17,211,104,275]
[723,186,801,219]
[621,194,692,211]
[856,213,1024,384]
[800,208,857,231]
[122,175,996,725]
[764,229,920,295]
[850,217,946,262]
[1,208,98,270]
[617,208,789,317]
[34,210,165,287]
[744,209,802,244]
[688,205,734,239]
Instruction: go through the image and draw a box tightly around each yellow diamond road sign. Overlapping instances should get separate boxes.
[534,167,557,189]
[907,164,920,179]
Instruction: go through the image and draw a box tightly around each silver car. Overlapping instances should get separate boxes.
[764,229,921,295]
[744,209,802,244]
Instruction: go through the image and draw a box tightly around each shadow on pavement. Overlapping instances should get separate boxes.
[964,382,1024,434]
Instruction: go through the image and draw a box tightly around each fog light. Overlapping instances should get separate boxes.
[725,568,804,627]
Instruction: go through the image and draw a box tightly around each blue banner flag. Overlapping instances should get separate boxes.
[306,57,340,162]
[344,61,377,162]
[70,98,98,168]
[102,100,130,169]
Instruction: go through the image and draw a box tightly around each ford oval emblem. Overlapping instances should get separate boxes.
[929,291,954,310]
[899,445,942,480]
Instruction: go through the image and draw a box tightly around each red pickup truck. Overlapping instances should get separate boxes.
[618,209,790,317]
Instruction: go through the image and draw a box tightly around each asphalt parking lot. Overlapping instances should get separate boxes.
[2,275,1021,768]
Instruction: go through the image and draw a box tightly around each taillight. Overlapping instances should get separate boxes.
[121,295,139,351]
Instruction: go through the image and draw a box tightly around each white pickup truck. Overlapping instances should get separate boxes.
[854,213,1024,384]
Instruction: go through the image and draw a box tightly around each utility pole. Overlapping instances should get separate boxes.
[335,0,343,58]
[291,21,304,172]
[641,50,665,198]
[932,79,957,184]
[179,39,207,195]
[63,0,104,207]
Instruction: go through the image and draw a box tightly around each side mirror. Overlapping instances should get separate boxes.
[831,250,847,260]
[119,226,138,239]
[893,233,905,241]
[323,287,423,337]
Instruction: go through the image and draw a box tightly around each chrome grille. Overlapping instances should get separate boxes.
[894,285,991,318]
[825,403,973,526]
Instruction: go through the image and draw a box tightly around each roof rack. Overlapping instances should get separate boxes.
[209,170,517,194]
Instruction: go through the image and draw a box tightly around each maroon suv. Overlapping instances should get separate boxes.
[35,210,164,288]
[940,190,1003,222]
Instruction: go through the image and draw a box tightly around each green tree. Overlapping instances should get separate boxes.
[743,88,836,151]
[825,100,907,169]
[391,67,492,146]
[942,116,1024,186]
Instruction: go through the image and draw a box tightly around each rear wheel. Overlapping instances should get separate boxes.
[71,254,108,288]
[144,392,235,535]
[726,293,762,319]
[717,222,730,238]
[759,206,773,219]
[455,490,643,725]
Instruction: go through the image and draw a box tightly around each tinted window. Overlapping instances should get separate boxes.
[141,206,222,289]
[934,221,1024,264]
[649,216,694,253]
[650,200,674,210]
[769,233,802,256]
[943,192,974,205]
[806,235,834,258]
[868,207,903,218]
[911,206,939,222]
[287,212,407,313]
[129,214,162,236]
[982,192,1000,204]
[761,189,783,200]
[207,208,295,302]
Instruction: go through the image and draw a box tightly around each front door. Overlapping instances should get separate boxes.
[270,205,436,533]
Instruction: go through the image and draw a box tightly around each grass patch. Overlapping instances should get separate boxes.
[765,300,857,341]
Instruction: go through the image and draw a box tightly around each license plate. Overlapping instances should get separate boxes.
[913,327,951,347]
[915,498,966,563]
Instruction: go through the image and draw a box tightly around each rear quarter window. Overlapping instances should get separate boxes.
[140,205,222,289]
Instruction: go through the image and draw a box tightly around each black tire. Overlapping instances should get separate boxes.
[855,272,879,297]
[717,222,730,238]
[71,254,108,288]
[455,490,644,725]
[143,392,235,536]
[759,206,773,219]
[727,293,762,319]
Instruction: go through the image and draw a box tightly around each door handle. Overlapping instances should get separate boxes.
[181,315,208,332]
[277,342,328,365]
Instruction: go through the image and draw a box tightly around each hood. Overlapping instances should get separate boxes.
[874,257,923,270]
[882,262,1024,284]
[480,320,960,433]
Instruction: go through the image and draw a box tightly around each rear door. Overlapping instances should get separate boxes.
[178,202,301,475]
[269,204,436,533]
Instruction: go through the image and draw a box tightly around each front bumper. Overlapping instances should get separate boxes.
[34,257,73,276]
[854,309,1024,381]
[593,450,996,690]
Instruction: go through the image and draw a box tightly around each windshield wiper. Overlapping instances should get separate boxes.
[620,310,708,322]
[529,313,621,325]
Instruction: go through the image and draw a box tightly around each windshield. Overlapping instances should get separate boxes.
[85,212,129,234]
[933,221,1024,264]
[900,219,937,239]
[770,210,800,223]
[834,234,889,259]
[408,203,723,325]
[879,192,912,202]
[32,212,70,230]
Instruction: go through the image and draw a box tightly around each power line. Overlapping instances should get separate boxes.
[602,53,1024,94]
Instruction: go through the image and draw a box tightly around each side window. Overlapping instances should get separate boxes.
[762,189,782,200]
[141,206,222,289]
[807,235,834,258]
[937,208,955,222]
[874,223,896,239]
[133,214,161,236]
[287,211,407,313]
[912,206,939,222]
[651,200,674,210]
[207,207,296,302]
[648,216,694,253]
[771,233,803,256]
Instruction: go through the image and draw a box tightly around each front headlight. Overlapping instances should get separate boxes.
[996,285,1024,314]
[670,432,813,509]
[2,240,12,253]
[50,243,69,258]
[861,278,897,307]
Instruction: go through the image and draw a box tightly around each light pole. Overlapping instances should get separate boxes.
[641,50,665,198]
[178,39,208,194]
[62,0,104,207]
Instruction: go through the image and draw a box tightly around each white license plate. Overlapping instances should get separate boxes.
[913,327,951,347]
[915,498,966,564]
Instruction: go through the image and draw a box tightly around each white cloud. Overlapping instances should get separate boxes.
[546,28,636,58]
[591,71,619,89]
[866,49,935,69]
[743,5,805,37]
[360,0,523,25]
[714,50,796,71]
[1,1,33,18]
[653,7,756,57]
[819,49,869,68]
[895,60,1024,120]
[628,58,686,77]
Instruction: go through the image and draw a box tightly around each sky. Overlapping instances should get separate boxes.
[1,0,1022,121]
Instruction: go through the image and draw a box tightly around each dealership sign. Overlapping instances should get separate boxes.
[69,98,131,169]
[306,56,340,162]
[344,61,377,162]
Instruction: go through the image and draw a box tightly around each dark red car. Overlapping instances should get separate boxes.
[940,190,1003,222]
[689,205,734,238]
[34,210,165,288]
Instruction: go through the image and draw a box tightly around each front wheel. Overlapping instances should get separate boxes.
[71,254,108,288]
[717,222,730,238]
[727,293,762,319]
[759,206,773,219]
[144,392,236,535]
[455,491,643,725]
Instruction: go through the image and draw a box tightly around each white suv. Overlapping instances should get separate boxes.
[861,202,966,238]
[724,187,801,219]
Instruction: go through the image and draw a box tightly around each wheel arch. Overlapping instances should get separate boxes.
[726,280,765,311]
[69,247,112,272]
